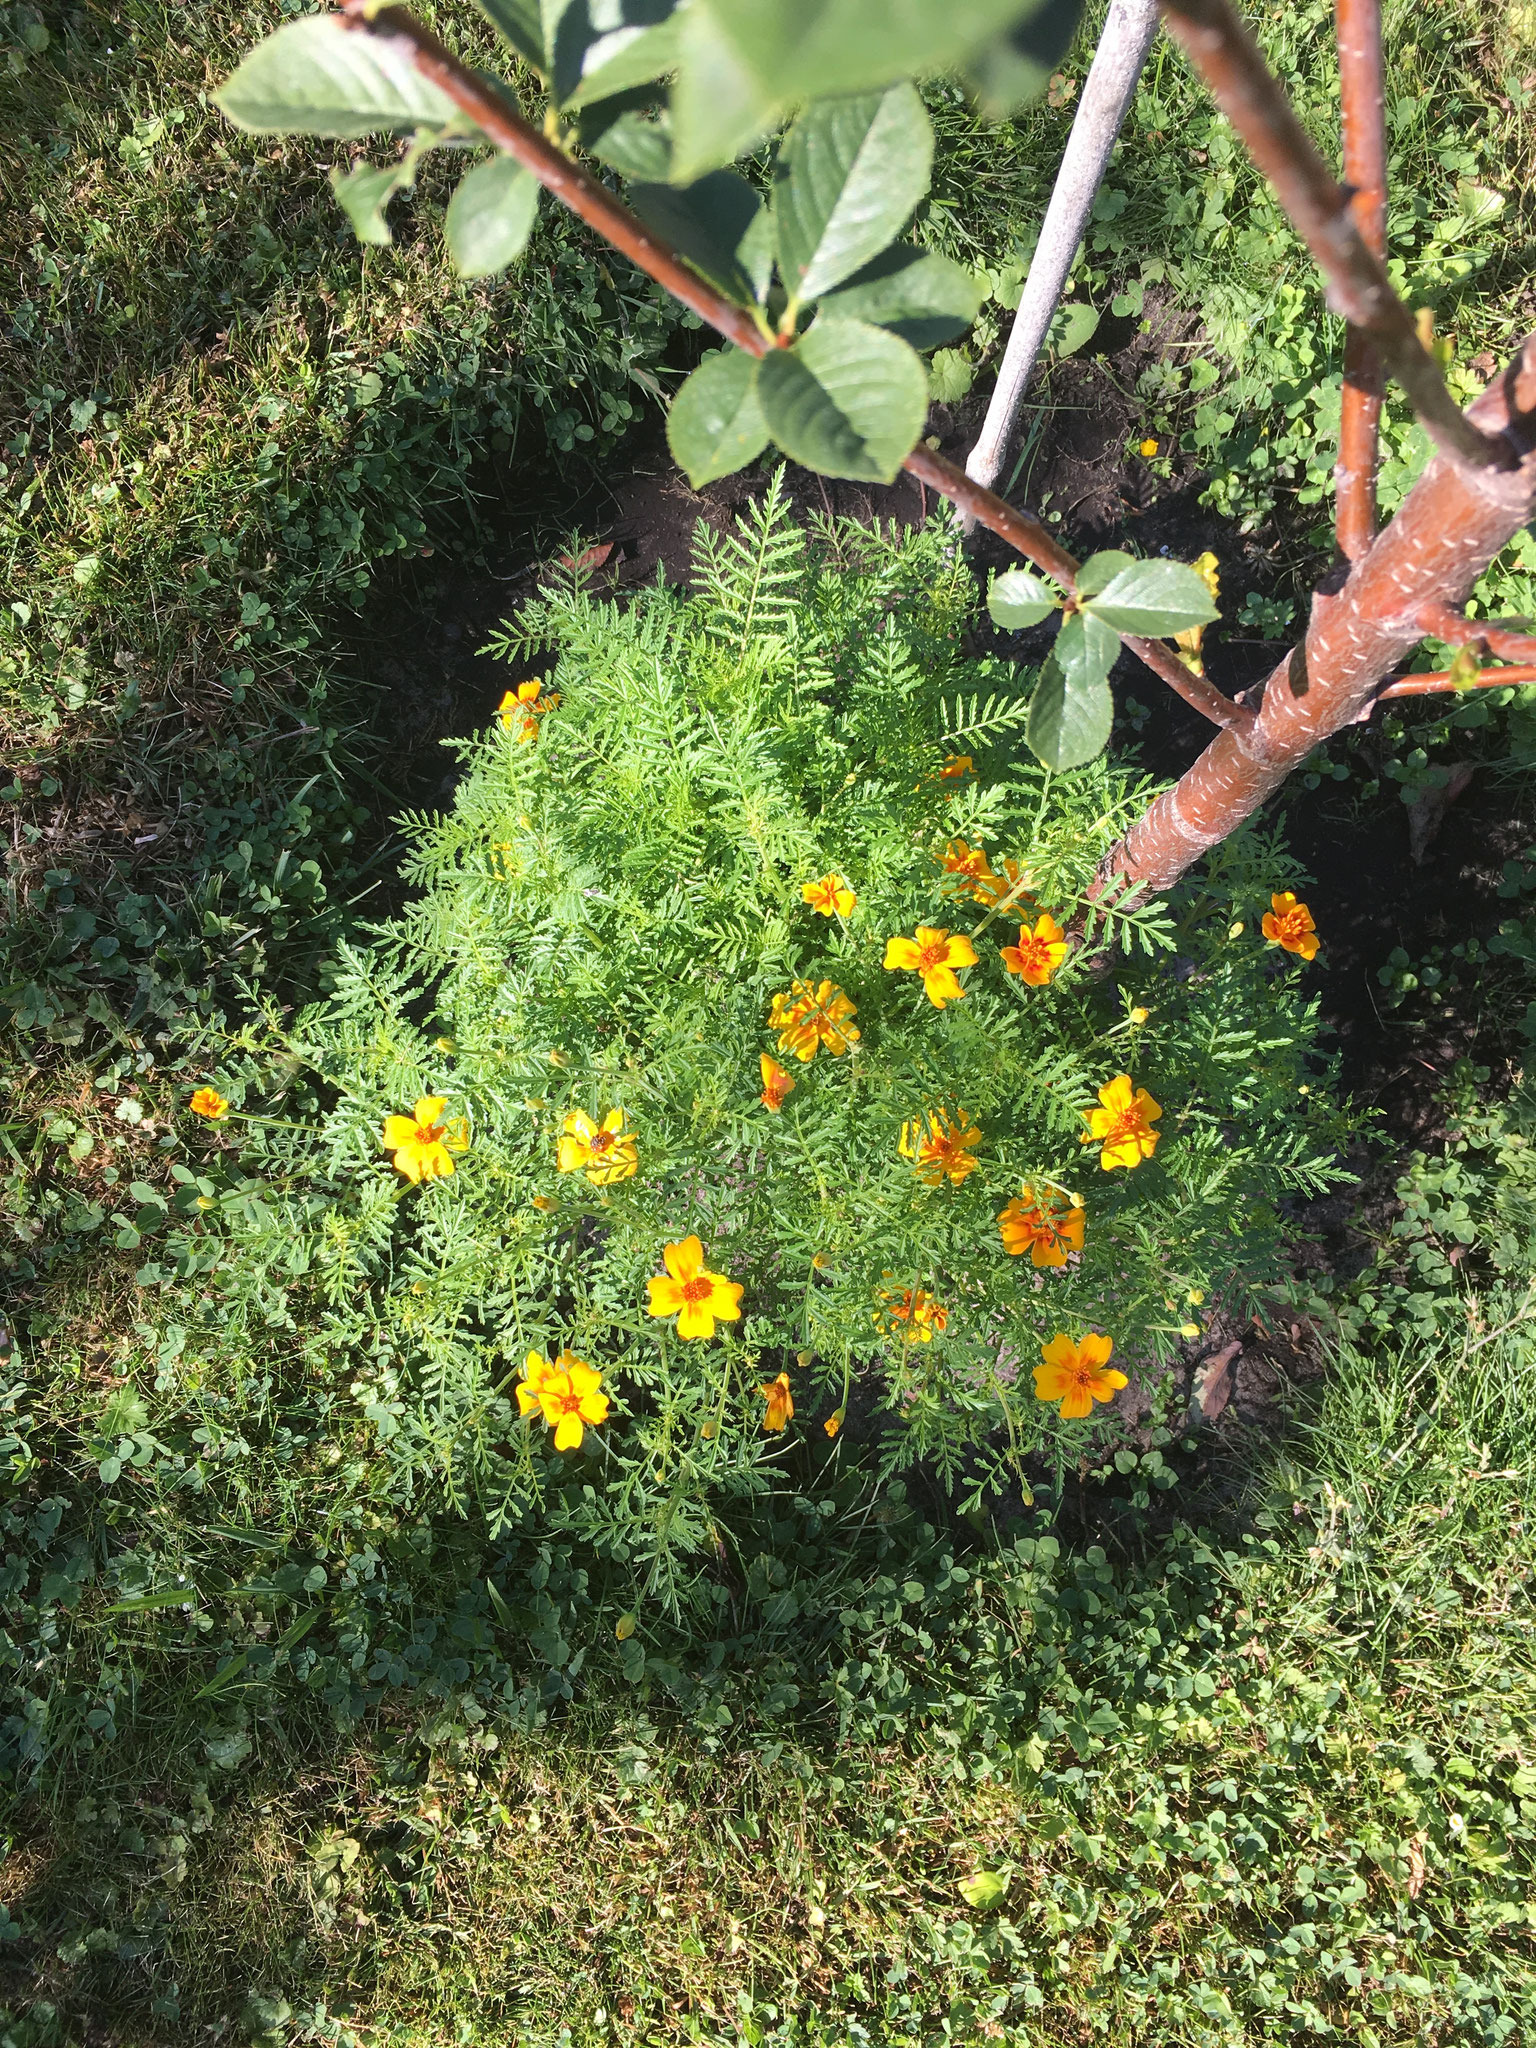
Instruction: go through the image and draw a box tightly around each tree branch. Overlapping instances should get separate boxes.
[339,2,1255,734]
[1158,0,1515,475]
[1378,663,1536,699]
[1334,0,1386,559]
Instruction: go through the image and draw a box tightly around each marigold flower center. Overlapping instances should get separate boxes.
[588,1129,614,1155]
[680,1275,714,1304]
[552,1387,585,1416]
[917,940,949,971]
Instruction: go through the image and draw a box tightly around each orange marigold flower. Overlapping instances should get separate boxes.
[824,1408,844,1439]
[884,925,978,1008]
[189,1086,229,1120]
[1261,891,1319,961]
[940,839,998,900]
[899,1107,983,1187]
[971,856,1034,913]
[802,873,856,917]
[876,1286,948,1342]
[998,1185,1086,1266]
[769,979,860,1061]
[1000,912,1069,987]
[938,753,973,780]
[1084,1074,1162,1172]
[1138,437,1160,459]
[759,1372,794,1432]
[497,679,558,741]
[382,1096,470,1184]
[557,1108,638,1185]
[759,1052,795,1112]
[1033,1332,1126,1419]
[518,1349,609,1449]
[647,1235,744,1341]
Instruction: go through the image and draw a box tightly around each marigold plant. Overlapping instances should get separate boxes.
[204,492,1351,1564]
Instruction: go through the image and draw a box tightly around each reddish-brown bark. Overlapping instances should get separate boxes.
[1112,345,1536,886]
[1334,0,1387,560]
[1381,663,1536,699]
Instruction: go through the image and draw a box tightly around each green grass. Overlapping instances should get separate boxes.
[5,1316,1534,2043]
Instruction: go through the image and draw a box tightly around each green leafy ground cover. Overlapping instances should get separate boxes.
[3,2,1536,2043]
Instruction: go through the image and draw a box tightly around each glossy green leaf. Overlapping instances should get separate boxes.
[555,1,682,109]
[1027,654,1112,770]
[667,348,769,486]
[215,16,459,136]
[775,86,932,305]
[1084,559,1222,637]
[474,0,547,71]
[330,160,414,248]
[1049,301,1099,359]
[757,317,927,483]
[818,245,983,350]
[669,7,780,181]
[581,102,673,178]
[988,567,1060,630]
[1054,609,1120,693]
[962,2,1083,115]
[631,169,770,305]
[1075,549,1137,598]
[445,156,541,277]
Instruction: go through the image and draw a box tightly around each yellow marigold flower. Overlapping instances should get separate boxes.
[1129,1006,1150,1026]
[497,679,558,741]
[382,1096,470,1184]
[1085,1074,1162,1172]
[899,1107,982,1186]
[1034,1332,1126,1419]
[1000,912,1069,987]
[876,1286,948,1342]
[884,926,978,1008]
[647,1235,744,1341]
[520,1350,608,1450]
[769,979,860,1061]
[759,1053,795,1112]
[1261,891,1319,961]
[811,1251,832,1271]
[998,1185,1085,1267]
[189,1087,229,1120]
[802,873,856,917]
[759,1372,794,1432]
[1175,550,1220,671]
[557,1108,638,1185]
[938,753,973,780]
[824,1408,844,1439]
[1139,437,1160,459]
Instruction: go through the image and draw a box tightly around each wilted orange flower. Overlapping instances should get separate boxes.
[647,1235,743,1340]
[497,679,558,741]
[1085,1074,1162,1171]
[769,979,860,1061]
[938,753,973,780]
[802,873,856,917]
[972,856,1034,913]
[877,1286,948,1342]
[759,1053,795,1111]
[382,1096,470,1183]
[1034,1332,1125,1418]
[884,926,978,1008]
[189,1086,229,1120]
[824,1409,844,1439]
[899,1107,982,1186]
[531,1193,557,1212]
[1261,891,1319,961]
[557,1108,638,1185]
[518,1349,608,1449]
[1000,912,1069,987]
[759,1372,794,1431]
[998,1185,1086,1266]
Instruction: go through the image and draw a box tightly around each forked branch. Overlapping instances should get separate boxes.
[1158,0,1513,475]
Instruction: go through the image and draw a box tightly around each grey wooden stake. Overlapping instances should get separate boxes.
[963,0,1161,509]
